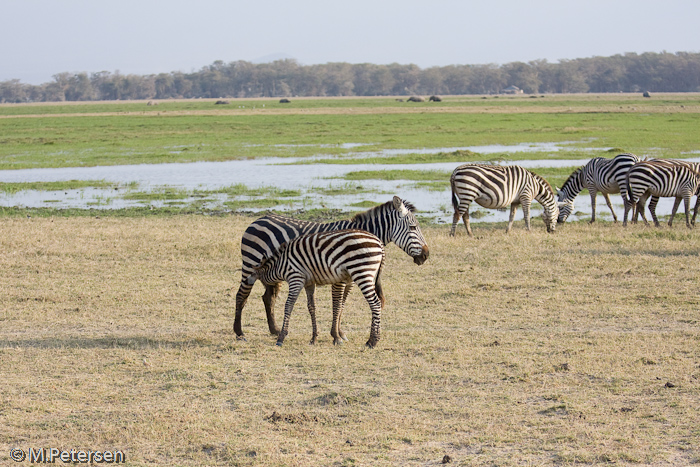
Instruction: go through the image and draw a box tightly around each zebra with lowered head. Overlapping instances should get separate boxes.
[450,164,558,236]
[629,159,700,228]
[246,229,386,348]
[627,160,700,228]
[556,153,641,224]
[235,196,429,340]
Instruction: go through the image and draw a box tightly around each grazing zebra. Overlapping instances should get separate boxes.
[630,159,700,227]
[556,153,641,224]
[246,230,386,348]
[235,196,429,340]
[450,164,559,236]
[627,160,700,228]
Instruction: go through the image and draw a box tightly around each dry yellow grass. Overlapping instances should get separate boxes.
[1,215,699,466]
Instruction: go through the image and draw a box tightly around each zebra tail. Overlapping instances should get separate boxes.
[375,256,386,308]
[450,178,460,213]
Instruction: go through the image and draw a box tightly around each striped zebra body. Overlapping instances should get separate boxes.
[557,153,640,224]
[235,196,428,339]
[630,159,700,227]
[246,229,386,348]
[449,164,559,236]
[627,160,700,228]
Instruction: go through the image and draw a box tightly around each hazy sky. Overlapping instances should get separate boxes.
[3,0,699,84]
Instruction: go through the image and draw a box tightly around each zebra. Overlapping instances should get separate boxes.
[245,229,386,348]
[235,196,429,340]
[629,159,700,227]
[556,153,641,224]
[449,164,559,236]
[627,160,700,228]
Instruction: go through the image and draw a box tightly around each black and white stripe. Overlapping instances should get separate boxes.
[629,159,700,227]
[235,196,429,339]
[556,153,640,224]
[450,164,559,236]
[246,229,386,348]
[627,160,700,228]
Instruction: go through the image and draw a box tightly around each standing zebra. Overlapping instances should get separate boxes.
[450,164,559,236]
[627,160,700,228]
[556,153,640,224]
[629,159,700,227]
[235,196,429,340]
[246,230,386,348]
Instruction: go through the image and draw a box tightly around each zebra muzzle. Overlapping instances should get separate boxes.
[413,245,430,265]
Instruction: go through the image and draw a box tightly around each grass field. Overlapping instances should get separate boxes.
[2,94,700,170]
[1,95,699,465]
[1,215,699,466]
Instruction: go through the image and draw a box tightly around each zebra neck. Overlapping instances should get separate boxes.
[560,176,583,200]
[346,217,391,245]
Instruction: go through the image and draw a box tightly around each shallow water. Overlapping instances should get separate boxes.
[2,143,699,225]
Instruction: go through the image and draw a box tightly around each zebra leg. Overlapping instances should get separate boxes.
[330,283,345,345]
[337,282,352,342]
[589,190,598,224]
[450,209,461,236]
[668,197,682,227]
[602,193,618,223]
[305,284,318,345]
[506,204,519,233]
[648,196,661,227]
[362,288,383,349]
[635,193,650,225]
[277,279,303,346]
[261,283,282,336]
[683,194,692,229]
[234,280,253,340]
[692,196,700,226]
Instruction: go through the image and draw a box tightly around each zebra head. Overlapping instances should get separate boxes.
[556,187,575,223]
[245,244,286,285]
[389,196,430,265]
[542,202,559,233]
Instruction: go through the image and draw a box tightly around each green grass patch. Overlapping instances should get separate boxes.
[340,169,450,181]
[121,188,190,201]
[207,184,301,198]
[0,179,119,193]
[308,183,382,196]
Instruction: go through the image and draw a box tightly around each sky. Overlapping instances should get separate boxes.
[3,0,699,85]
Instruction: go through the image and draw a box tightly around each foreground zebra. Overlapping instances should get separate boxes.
[627,160,700,228]
[235,196,429,339]
[246,230,386,348]
[450,164,558,236]
[556,153,640,224]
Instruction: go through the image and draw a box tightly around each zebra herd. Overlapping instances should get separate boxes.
[236,155,700,347]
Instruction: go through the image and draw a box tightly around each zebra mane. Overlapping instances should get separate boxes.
[561,167,584,190]
[351,198,416,223]
[531,171,554,191]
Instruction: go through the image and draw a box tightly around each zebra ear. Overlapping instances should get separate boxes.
[393,196,409,217]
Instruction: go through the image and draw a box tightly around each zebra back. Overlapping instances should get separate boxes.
[627,160,700,203]
[249,229,386,289]
[240,196,426,283]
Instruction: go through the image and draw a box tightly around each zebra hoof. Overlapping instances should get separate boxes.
[236,335,247,342]
[333,338,343,346]
[275,341,283,347]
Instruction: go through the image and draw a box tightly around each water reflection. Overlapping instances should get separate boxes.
[2,144,699,224]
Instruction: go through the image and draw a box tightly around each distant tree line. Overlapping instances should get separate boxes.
[2,51,699,103]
